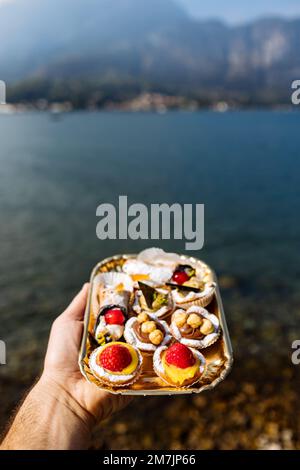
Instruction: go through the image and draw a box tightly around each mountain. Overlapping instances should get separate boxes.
[1,0,299,104]
[0,0,186,79]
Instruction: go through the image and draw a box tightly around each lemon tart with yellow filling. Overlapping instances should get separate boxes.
[153,342,205,388]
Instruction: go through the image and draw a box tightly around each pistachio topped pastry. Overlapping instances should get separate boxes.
[132,282,174,319]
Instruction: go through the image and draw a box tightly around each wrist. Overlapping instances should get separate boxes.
[38,372,96,434]
[1,374,94,450]
[31,374,94,449]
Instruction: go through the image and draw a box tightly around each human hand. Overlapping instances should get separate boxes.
[1,284,132,450]
[42,283,132,426]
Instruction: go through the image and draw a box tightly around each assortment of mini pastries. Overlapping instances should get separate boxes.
[88,248,221,389]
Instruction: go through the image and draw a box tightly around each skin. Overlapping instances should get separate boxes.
[0,284,131,450]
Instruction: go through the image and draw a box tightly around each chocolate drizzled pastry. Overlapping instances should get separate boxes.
[179,323,204,340]
[133,320,164,344]
[138,282,168,310]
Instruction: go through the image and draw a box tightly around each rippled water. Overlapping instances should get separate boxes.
[1,111,300,437]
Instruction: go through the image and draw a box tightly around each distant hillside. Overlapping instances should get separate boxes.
[1,0,299,105]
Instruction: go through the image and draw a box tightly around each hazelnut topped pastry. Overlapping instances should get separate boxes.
[89,342,142,387]
[170,306,220,349]
[124,312,171,353]
[153,342,206,388]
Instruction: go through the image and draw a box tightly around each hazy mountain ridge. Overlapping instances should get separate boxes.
[1,0,299,104]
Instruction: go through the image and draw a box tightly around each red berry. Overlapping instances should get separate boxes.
[165,343,195,369]
[172,271,189,285]
[98,344,132,372]
[104,308,125,325]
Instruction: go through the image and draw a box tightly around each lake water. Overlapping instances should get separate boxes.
[1,109,300,350]
[1,110,300,448]
[0,111,300,448]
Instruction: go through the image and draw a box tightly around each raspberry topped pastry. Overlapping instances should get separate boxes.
[171,264,196,285]
[94,306,127,344]
[170,305,220,349]
[170,280,216,309]
[124,312,171,353]
[153,342,205,388]
[89,342,143,387]
[91,272,133,320]
[168,264,216,309]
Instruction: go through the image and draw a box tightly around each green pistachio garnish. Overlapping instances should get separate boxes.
[152,293,168,310]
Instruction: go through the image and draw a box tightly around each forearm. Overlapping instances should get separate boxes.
[0,375,94,450]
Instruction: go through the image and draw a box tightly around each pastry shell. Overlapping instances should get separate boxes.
[172,281,216,309]
[89,344,143,388]
[153,345,206,388]
[124,315,172,353]
[170,305,221,349]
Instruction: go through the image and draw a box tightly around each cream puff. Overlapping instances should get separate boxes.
[122,258,173,286]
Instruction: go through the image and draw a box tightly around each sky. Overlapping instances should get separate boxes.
[1,0,300,23]
[179,0,300,23]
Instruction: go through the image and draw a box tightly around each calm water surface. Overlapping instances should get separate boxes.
[0,110,300,378]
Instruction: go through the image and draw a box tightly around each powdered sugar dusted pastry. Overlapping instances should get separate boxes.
[170,306,220,349]
[171,280,216,308]
[153,342,206,388]
[122,259,173,286]
[132,282,174,319]
[94,307,127,345]
[89,342,142,387]
[169,262,208,285]
[124,312,171,353]
[137,247,181,269]
[91,272,133,319]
